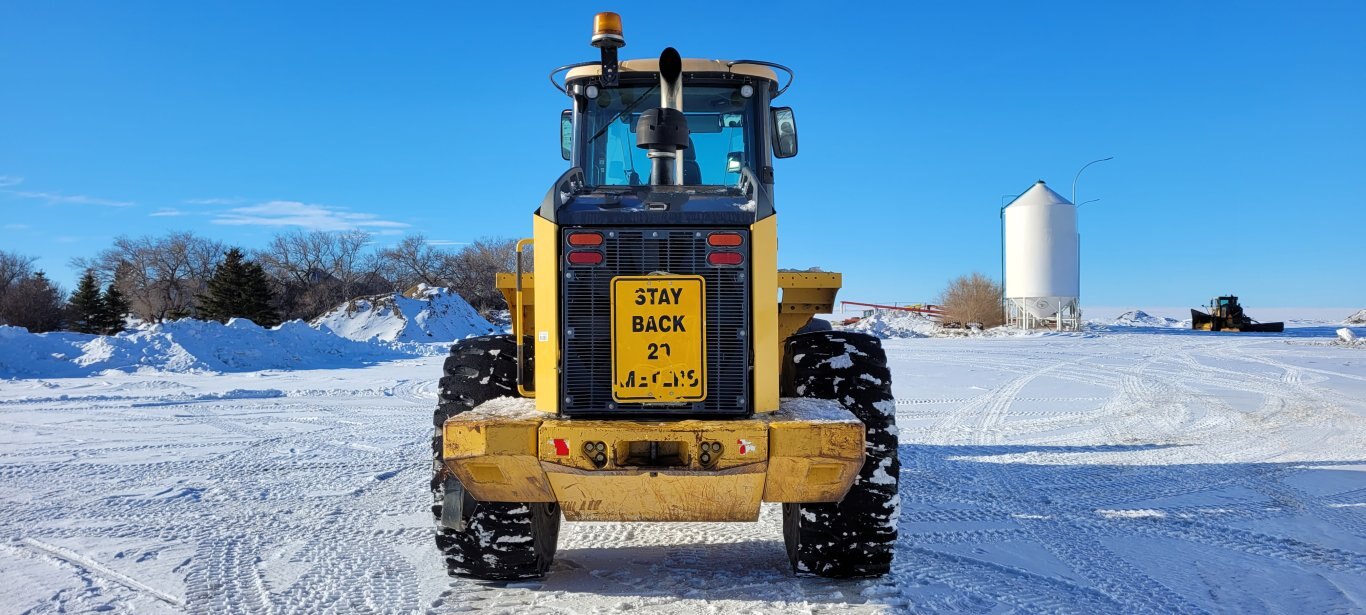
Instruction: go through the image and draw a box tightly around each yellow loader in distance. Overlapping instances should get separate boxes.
[430,12,900,579]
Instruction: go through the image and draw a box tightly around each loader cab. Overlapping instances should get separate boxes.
[571,79,765,188]
[1213,296,1240,318]
[518,13,830,421]
[549,58,797,223]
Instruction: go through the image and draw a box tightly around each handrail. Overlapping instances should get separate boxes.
[727,59,795,97]
[514,238,535,398]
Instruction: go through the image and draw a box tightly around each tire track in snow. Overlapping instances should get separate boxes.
[21,537,185,608]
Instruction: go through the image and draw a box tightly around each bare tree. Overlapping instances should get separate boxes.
[0,271,64,332]
[0,250,38,296]
[442,237,520,316]
[938,272,1005,329]
[329,230,383,305]
[255,230,386,320]
[76,232,225,322]
[378,234,448,289]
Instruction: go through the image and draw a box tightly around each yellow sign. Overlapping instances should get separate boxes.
[611,275,706,403]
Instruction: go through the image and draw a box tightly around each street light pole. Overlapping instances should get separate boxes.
[1071,156,1112,331]
[1072,156,1113,206]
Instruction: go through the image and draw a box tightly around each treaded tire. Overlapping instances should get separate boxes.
[431,334,560,580]
[780,331,900,578]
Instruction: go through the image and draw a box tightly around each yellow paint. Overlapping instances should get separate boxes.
[512,239,536,397]
[494,272,535,339]
[543,465,767,521]
[610,276,707,403]
[443,416,556,502]
[536,419,769,472]
[776,271,843,361]
[750,215,780,413]
[763,416,864,502]
[441,404,865,520]
[532,215,559,413]
[466,463,507,484]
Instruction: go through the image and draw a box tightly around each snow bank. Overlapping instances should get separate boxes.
[313,285,496,343]
[1343,309,1366,325]
[1110,309,1185,328]
[0,326,92,378]
[844,310,940,339]
[1336,328,1366,348]
[1,319,414,378]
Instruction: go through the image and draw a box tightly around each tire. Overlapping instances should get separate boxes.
[796,317,833,334]
[779,331,900,578]
[431,334,561,580]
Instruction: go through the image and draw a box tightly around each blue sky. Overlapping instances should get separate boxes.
[2,2,1363,310]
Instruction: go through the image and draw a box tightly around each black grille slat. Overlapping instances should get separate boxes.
[561,227,750,417]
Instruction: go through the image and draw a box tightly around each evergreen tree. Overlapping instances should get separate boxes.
[242,261,280,327]
[100,282,130,334]
[200,248,279,327]
[68,269,107,334]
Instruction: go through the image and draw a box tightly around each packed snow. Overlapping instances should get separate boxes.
[0,319,419,379]
[313,285,495,343]
[1106,309,1186,328]
[1344,309,1366,325]
[845,310,941,339]
[1,324,1365,613]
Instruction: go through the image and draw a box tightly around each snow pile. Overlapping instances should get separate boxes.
[1111,309,1184,328]
[1,319,413,378]
[0,325,91,378]
[1343,309,1366,325]
[313,285,496,343]
[1337,328,1366,348]
[844,310,940,339]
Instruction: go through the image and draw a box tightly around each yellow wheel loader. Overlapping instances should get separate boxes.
[1191,296,1284,333]
[431,12,899,580]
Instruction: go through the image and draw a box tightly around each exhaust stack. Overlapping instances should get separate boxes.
[636,47,689,186]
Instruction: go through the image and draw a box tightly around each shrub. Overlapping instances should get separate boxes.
[938,272,1004,329]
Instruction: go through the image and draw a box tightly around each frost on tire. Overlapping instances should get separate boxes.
[431,334,560,580]
[780,331,900,578]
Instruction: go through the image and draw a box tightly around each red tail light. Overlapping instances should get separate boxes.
[567,250,603,265]
[707,251,743,266]
[707,232,743,247]
[567,232,603,246]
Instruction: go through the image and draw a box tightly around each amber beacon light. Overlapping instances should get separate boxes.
[591,12,624,48]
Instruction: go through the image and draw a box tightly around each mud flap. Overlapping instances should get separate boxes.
[440,477,466,531]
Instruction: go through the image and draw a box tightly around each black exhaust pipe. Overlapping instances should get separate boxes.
[636,48,688,186]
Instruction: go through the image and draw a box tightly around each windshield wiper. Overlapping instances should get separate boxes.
[586,84,659,144]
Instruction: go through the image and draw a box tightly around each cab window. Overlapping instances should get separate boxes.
[580,84,759,186]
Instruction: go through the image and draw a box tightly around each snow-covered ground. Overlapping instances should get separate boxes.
[2,326,1364,613]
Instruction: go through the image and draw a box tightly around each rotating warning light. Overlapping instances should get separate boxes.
[591,12,624,48]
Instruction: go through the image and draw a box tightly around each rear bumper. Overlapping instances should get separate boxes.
[441,398,864,521]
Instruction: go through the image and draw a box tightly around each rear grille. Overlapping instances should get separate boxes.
[561,227,750,417]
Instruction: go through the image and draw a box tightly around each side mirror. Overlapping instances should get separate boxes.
[560,110,573,160]
[726,151,744,173]
[771,107,798,158]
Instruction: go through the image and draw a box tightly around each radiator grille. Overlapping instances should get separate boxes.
[561,227,750,416]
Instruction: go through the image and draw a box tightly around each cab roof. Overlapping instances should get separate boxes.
[565,58,778,83]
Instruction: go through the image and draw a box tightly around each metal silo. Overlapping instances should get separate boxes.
[1003,180,1081,330]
